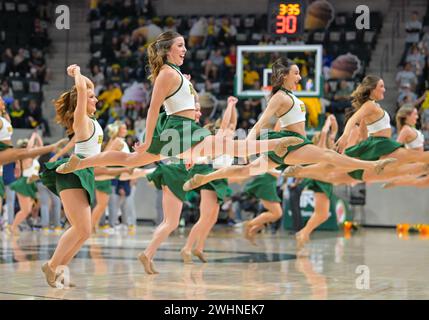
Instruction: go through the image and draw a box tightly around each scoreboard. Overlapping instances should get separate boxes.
[267,0,305,37]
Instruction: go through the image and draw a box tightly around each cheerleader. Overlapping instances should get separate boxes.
[9,133,42,234]
[183,60,394,192]
[40,64,102,288]
[55,32,302,174]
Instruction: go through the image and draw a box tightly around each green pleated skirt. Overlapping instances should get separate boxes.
[187,164,232,204]
[10,176,38,199]
[302,178,333,198]
[0,141,13,151]
[258,130,313,170]
[145,112,211,157]
[244,173,281,203]
[146,162,189,201]
[345,136,403,180]
[95,180,112,195]
[40,156,95,206]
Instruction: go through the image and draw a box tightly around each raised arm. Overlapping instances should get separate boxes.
[220,96,238,131]
[317,116,331,149]
[68,65,89,133]
[27,131,40,149]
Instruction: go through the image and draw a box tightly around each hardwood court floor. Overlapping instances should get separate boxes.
[0,226,428,300]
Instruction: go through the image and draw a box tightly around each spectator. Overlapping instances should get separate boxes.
[2,48,15,76]
[91,64,105,96]
[163,16,177,33]
[29,49,48,84]
[217,17,237,46]
[396,62,418,91]
[9,99,26,128]
[1,80,14,103]
[398,83,417,105]
[13,48,29,76]
[109,64,123,84]
[405,12,423,51]
[243,64,260,90]
[224,46,237,70]
[188,17,208,48]
[131,17,163,44]
[203,49,225,81]
[205,16,218,49]
[26,99,51,137]
[406,45,425,77]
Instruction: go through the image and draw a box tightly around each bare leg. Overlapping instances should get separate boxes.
[383,175,429,189]
[48,189,92,270]
[194,204,220,253]
[10,194,33,233]
[184,156,279,191]
[41,189,91,287]
[138,186,182,274]
[180,135,303,162]
[182,190,219,263]
[363,163,429,182]
[284,144,395,173]
[285,162,429,184]
[296,193,330,249]
[91,190,110,233]
[57,133,302,173]
[381,147,429,164]
[57,151,162,173]
[245,200,283,244]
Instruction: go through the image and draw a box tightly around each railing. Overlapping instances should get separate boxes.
[391,11,400,55]
[380,43,389,77]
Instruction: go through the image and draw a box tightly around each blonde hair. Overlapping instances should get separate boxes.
[395,103,415,132]
[147,31,182,83]
[270,57,296,97]
[350,75,381,110]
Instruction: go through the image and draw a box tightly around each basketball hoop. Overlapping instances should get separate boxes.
[261,85,272,92]
[261,85,272,100]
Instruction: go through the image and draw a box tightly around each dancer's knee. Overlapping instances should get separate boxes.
[271,209,283,221]
[315,210,329,222]
[77,223,92,240]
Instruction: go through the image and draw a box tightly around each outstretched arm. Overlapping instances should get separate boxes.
[49,136,75,162]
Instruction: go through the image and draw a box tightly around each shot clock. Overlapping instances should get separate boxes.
[268,0,305,37]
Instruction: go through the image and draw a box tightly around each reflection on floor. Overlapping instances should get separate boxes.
[0,226,428,300]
